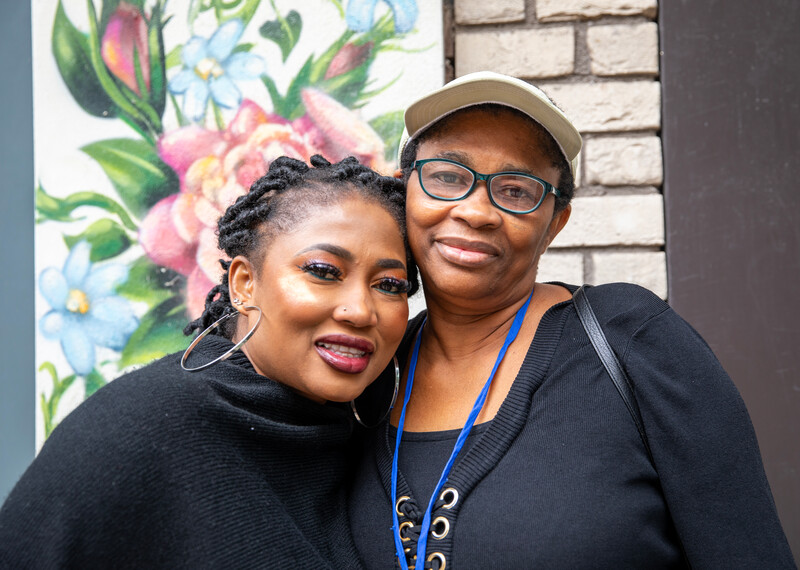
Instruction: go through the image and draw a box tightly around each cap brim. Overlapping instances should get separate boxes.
[403,71,581,173]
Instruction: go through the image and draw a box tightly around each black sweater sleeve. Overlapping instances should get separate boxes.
[614,288,795,568]
[0,373,182,568]
[0,344,363,569]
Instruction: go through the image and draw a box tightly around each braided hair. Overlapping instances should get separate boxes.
[184,154,418,339]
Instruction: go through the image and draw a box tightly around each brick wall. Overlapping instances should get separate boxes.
[448,0,666,297]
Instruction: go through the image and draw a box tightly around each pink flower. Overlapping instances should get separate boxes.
[101,2,150,96]
[300,88,388,171]
[140,96,387,319]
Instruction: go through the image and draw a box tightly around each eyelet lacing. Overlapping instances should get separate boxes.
[395,495,453,569]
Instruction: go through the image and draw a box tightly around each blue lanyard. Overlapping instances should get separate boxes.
[391,289,535,570]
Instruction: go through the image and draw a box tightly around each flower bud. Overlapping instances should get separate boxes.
[325,42,373,80]
[101,2,150,95]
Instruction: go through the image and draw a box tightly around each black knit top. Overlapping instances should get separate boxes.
[348,283,795,569]
[0,335,363,569]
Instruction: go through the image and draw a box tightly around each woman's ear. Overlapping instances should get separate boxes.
[228,255,256,314]
[393,168,403,179]
[544,204,571,249]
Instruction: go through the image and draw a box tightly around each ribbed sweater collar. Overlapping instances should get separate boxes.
[374,298,571,508]
[189,334,353,440]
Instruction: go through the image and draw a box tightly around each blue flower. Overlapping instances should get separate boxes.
[39,242,138,376]
[346,0,418,34]
[168,19,266,121]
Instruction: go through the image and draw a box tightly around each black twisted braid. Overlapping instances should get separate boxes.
[400,103,575,213]
[184,154,418,339]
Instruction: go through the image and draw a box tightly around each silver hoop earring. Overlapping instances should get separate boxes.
[181,305,262,372]
[350,356,400,428]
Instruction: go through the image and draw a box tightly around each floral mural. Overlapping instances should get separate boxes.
[33,0,442,444]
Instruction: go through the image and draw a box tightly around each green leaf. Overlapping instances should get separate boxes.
[362,11,398,42]
[81,138,179,219]
[52,0,120,118]
[187,0,205,26]
[262,56,313,119]
[232,42,255,54]
[369,110,404,161]
[261,75,287,117]
[98,0,122,32]
[259,9,302,62]
[38,362,77,439]
[119,296,190,368]
[147,1,168,118]
[212,99,226,130]
[357,71,402,103]
[165,45,183,69]
[133,44,149,103]
[35,184,138,230]
[169,92,189,126]
[327,0,344,18]
[63,218,132,262]
[84,369,107,397]
[39,361,59,384]
[281,55,314,120]
[116,256,182,307]
[40,393,53,439]
[319,64,370,108]
[226,0,262,27]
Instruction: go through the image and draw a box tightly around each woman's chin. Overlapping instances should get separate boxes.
[424,272,497,301]
[305,375,372,404]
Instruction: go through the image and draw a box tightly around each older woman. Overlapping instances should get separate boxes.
[348,72,795,569]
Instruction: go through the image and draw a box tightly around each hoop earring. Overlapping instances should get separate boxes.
[350,356,400,428]
[180,305,262,372]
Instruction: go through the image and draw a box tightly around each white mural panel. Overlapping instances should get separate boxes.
[32,0,443,448]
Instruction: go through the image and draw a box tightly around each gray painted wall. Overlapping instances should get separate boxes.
[0,1,35,501]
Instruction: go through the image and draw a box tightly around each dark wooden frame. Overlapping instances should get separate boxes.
[661,1,800,559]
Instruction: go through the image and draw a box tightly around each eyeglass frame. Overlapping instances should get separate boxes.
[412,158,562,214]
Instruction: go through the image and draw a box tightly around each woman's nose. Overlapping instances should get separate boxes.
[451,180,503,228]
[332,284,378,327]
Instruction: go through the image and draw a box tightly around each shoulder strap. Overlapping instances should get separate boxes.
[573,286,654,464]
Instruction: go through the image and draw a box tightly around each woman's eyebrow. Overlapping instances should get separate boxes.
[297,243,352,260]
[435,150,534,175]
[376,259,406,270]
[297,244,405,270]
[436,150,470,163]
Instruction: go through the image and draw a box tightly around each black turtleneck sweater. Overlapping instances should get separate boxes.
[0,335,363,569]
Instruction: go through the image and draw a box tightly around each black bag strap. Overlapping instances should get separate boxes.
[573,286,654,464]
[573,287,694,568]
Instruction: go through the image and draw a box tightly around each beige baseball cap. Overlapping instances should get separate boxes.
[399,71,582,176]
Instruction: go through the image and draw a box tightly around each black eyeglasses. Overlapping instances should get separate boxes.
[413,158,561,214]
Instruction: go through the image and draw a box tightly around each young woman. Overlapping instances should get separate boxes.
[0,155,417,568]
